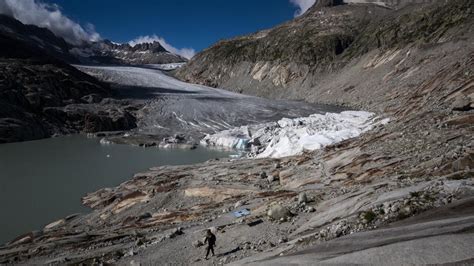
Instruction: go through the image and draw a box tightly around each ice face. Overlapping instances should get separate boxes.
[202,111,389,158]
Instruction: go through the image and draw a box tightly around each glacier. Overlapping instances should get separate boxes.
[75,65,340,143]
[75,65,387,153]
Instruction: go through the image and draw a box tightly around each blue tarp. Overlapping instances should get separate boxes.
[233,208,250,217]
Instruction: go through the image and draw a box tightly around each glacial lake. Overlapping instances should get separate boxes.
[0,135,233,245]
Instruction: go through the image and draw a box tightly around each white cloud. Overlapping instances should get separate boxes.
[129,35,196,59]
[0,0,100,44]
[290,0,316,17]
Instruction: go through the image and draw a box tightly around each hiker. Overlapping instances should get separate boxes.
[204,229,216,259]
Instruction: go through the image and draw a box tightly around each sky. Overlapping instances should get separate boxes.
[0,0,316,58]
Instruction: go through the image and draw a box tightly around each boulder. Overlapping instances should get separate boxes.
[451,95,471,111]
[452,152,474,171]
[138,212,152,220]
[234,200,246,209]
[468,93,474,107]
[44,219,65,230]
[267,204,292,220]
[167,227,183,239]
[193,239,204,248]
[297,192,309,205]
[279,169,294,185]
[174,133,186,141]
[267,174,276,183]
[274,162,282,169]
[81,94,102,104]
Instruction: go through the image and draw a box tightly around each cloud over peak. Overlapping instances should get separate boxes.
[0,0,100,45]
[0,0,195,59]
[129,35,196,59]
[290,0,316,17]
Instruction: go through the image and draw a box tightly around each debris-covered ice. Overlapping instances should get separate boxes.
[201,111,389,158]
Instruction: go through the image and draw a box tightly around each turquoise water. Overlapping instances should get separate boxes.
[0,135,232,244]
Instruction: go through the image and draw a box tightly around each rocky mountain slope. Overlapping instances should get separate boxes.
[0,14,187,143]
[0,16,139,143]
[176,0,472,111]
[0,59,140,143]
[343,0,438,8]
[0,14,76,62]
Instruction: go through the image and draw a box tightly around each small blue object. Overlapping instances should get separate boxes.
[233,208,250,218]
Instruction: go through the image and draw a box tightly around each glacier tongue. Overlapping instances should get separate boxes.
[76,65,369,148]
[201,111,388,158]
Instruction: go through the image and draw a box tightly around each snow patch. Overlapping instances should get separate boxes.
[201,111,389,158]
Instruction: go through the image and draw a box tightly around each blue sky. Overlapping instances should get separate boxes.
[48,0,296,50]
[0,0,315,57]
[46,0,305,52]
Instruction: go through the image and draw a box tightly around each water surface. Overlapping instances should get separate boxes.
[0,135,232,244]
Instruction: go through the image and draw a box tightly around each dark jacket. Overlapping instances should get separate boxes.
[204,233,216,247]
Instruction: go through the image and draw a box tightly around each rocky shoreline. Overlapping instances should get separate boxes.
[0,59,142,144]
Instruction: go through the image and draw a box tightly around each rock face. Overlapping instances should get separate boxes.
[344,0,439,8]
[297,193,309,204]
[0,60,138,143]
[176,0,473,109]
[178,1,382,93]
[0,16,140,143]
[0,15,76,63]
[451,95,473,111]
[72,40,187,65]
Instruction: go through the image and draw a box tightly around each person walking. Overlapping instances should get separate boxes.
[204,229,216,259]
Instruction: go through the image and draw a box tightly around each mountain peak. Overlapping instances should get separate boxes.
[129,41,167,53]
[314,0,344,8]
